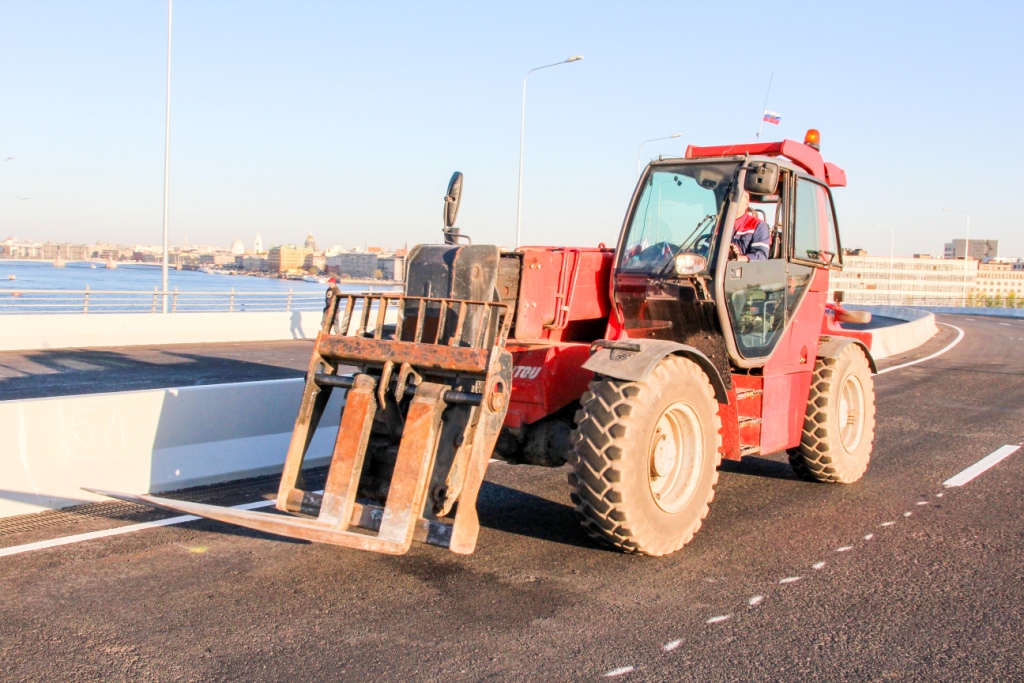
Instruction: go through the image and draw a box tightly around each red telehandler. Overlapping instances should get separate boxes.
[92,130,876,556]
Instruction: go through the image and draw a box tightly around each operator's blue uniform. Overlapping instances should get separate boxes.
[732,213,771,261]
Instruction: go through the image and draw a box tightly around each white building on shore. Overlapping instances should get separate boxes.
[831,254,977,306]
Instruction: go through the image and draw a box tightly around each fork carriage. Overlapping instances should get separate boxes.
[93,284,514,555]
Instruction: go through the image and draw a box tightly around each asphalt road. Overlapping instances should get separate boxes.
[0,339,316,400]
[1,314,1023,682]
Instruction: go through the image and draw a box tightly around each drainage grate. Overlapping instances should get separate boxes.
[0,467,330,538]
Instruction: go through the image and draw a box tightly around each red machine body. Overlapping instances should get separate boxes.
[501,137,870,464]
[504,247,614,430]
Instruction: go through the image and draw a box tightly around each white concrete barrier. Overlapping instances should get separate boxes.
[0,378,343,518]
[913,306,1024,319]
[844,305,939,359]
[0,311,327,351]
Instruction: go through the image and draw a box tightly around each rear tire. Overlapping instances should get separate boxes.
[567,356,722,556]
[788,344,875,483]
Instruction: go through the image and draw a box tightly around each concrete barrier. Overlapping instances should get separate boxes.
[844,305,939,359]
[0,310,328,352]
[0,378,343,518]
[913,306,1024,319]
[0,306,942,519]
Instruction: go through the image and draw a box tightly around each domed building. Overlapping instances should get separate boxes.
[230,238,245,256]
[305,232,316,251]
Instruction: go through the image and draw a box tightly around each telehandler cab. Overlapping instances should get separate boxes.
[91,130,876,556]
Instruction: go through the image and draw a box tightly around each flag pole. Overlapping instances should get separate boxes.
[755,72,774,142]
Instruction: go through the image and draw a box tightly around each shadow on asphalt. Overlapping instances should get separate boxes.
[0,347,304,400]
[476,481,611,552]
[718,455,798,481]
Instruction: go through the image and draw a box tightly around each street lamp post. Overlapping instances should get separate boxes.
[943,208,971,307]
[161,0,173,312]
[637,134,682,178]
[516,55,583,248]
[873,223,895,305]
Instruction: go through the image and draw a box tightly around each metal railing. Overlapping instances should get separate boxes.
[834,294,1024,309]
[0,287,363,314]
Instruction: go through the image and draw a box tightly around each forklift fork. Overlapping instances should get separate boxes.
[90,287,513,555]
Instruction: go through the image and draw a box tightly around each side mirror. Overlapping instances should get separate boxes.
[744,162,779,195]
[444,172,463,229]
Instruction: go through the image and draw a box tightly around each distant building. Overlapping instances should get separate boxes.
[944,239,998,260]
[267,245,313,273]
[326,252,378,278]
[831,254,977,305]
[305,232,316,251]
[379,255,405,281]
[41,243,90,260]
[240,255,269,272]
[230,238,245,256]
[976,261,1024,301]
[254,232,264,254]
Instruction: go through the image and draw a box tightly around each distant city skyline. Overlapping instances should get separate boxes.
[1,2,1022,258]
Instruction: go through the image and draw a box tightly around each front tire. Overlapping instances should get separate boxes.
[567,356,722,556]
[788,343,875,483]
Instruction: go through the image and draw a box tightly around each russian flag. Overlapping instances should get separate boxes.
[762,110,781,125]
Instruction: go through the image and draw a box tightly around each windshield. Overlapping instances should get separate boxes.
[619,163,738,274]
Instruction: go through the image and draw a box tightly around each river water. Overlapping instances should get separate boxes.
[0,261,401,313]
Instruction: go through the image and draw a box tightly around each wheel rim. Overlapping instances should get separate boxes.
[648,401,704,513]
[839,374,865,452]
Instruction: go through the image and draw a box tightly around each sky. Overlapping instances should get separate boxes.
[1,1,1022,258]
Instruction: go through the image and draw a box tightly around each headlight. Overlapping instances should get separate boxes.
[674,253,707,275]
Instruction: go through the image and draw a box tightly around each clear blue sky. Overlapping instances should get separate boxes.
[2,1,1022,258]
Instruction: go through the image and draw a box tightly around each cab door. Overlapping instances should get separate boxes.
[721,173,791,361]
[759,174,842,454]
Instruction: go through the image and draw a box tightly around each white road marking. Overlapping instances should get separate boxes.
[904,512,913,517]
[605,666,635,677]
[916,501,929,506]
[748,595,764,606]
[662,640,682,652]
[935,492,944,497]
[863,534,874,541]
[943,445,1021,487]
[706,615,731,624]
[812,561,826,570]
[836,546,853,552]
[0,497,279,559]
[778,576,801,584]
[881,521,895,526]
[877,323,964,375]
[999,322,1011,326]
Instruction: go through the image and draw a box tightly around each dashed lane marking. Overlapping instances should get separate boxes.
[748,595,764,606]
[943,445,1021,487]
[604,666,635,677]
[662,640,682,652]
[706,615,731,624]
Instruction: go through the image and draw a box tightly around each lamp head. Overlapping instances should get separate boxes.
[566,55,583,62]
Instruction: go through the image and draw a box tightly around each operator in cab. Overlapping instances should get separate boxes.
[729,190,770,262]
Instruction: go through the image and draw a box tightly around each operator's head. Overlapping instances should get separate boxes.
[735,190,750,220]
